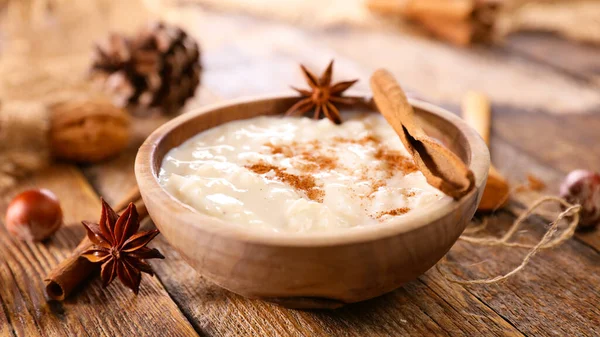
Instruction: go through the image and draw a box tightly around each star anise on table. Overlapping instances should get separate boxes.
[285,60,359,124]
[81,199,164,294]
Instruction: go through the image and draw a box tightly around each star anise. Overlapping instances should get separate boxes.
[285,60,358,124]
[81,199,164,294]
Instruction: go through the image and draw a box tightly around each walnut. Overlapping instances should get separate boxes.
[49,96,130,163]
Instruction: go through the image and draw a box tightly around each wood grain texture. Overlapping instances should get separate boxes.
[142,240,525,336]
[487,112,600,253]
[0,165,198,337]
[2,2,598,335]
[85,7,600,334]
[192,10,599,334]
[505,32,600,86]
[315,29,600,115]
[440,100,600,252]
[493,107,600,175]
[444,211,600,336]
[82,9,517,334]
[437,105,600,335]
[82,80,522,336]
[87,122,522,335]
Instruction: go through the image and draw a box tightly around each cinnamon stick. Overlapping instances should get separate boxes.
[461,91,509,211]
[366,0,411,16]
[366,0,501,46]
[415,15,476,46]
[406,0,475,20]
[367,0,474,20]
[462,91,491,145]
[44,186,146,301]
[370,69,475,199]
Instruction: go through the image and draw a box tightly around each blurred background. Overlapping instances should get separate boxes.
[0,0,599,189]
[1,0,598,106]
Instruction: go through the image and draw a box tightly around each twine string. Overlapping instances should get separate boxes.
[461,196,580,249]
[462,217,489,235]
[438,196,581,285]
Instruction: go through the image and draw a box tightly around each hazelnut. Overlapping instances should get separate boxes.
[5,189,63,241]
[559,170,600,231]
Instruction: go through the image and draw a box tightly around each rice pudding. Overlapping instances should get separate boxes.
[158,114,451,233]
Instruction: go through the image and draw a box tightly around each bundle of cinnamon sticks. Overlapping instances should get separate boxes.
[367,0,504,46]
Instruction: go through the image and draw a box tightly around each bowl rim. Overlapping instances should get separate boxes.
[135,94,490,247]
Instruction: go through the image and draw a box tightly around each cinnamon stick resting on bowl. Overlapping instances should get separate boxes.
[370,69,474,199]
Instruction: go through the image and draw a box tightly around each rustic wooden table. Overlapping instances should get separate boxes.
[2,6,600,337]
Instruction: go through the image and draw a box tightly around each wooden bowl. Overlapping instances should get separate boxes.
[135,95,490,309]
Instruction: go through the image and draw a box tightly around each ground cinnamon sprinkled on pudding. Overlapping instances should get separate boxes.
[159,114,451,232]
[264,134,420,202]
[266,143,294,157]
[245,162,324,202]
[294,153,337,172]
[265,142,337,172]
[333,134,379,145]
[332,134,418,198]
[375,207,410,219]
[374,148,418,177]
[245,162,277,175]
[275,170,324,202]
[334,135,417,177]
[370,180,386,193]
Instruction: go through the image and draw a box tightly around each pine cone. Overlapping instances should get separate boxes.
[91,22,201,116]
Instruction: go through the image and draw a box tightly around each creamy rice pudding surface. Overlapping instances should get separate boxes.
[158,114,451,233]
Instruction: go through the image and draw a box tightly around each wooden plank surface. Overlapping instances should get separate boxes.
[0,166,198,336]
[83,88,524,336]
[82,14,525,334]
[83,7,599,336]
[505,32,600,86]
[439,102,600,252]
[2,2,600,336]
